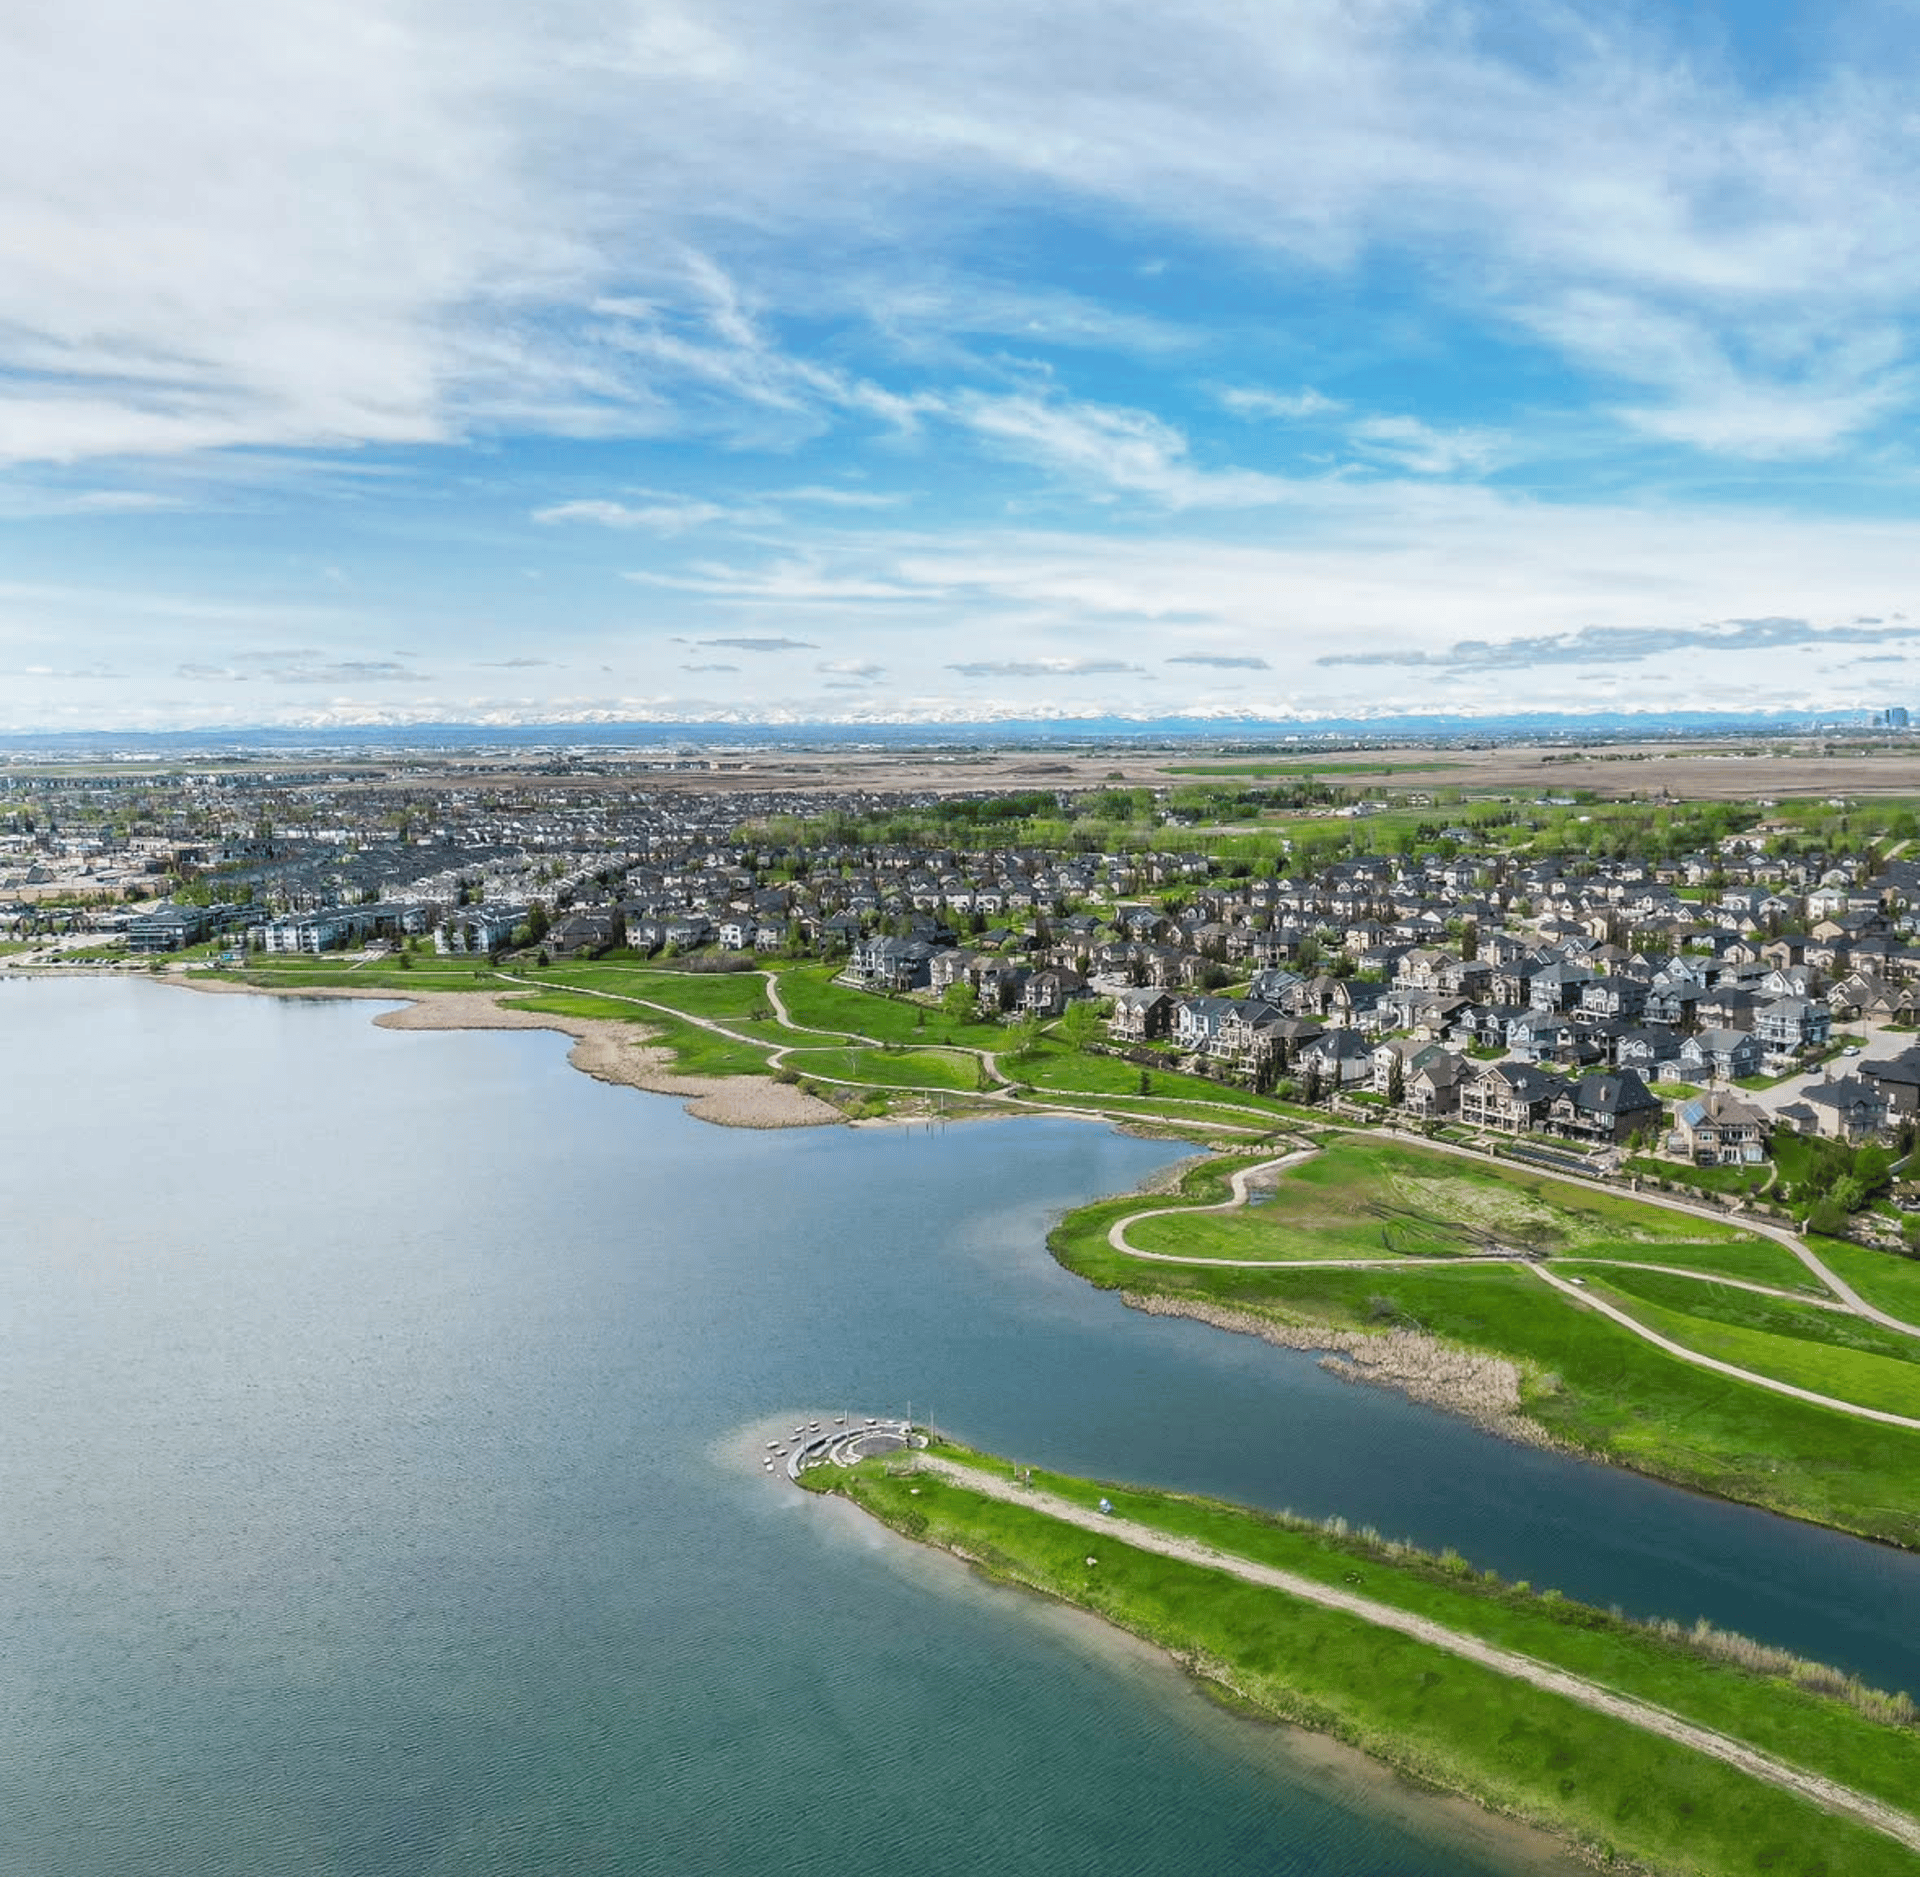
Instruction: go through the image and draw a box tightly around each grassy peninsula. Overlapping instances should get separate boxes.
[805,1440,1920,1877]
[1050,1142,1920,1547]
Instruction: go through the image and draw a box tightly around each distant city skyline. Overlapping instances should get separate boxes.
[5,2,1920,731]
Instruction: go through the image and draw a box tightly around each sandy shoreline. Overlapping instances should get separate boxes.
[163,975,843,1129]
[1121,1291,1566,1449]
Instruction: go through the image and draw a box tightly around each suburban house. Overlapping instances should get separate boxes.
[1781,1074,1889,1141]
[1107,987,1173,1043]
[1676,1028,1763,1082]
[1548,1069,1663,1146]
[1457,1061,1565,1134]
[847,934,936,991]
[1293,1027,1375,1088]
[1671,1091,1772,1164]
[1020,967,1089,1018]
[1860,1046,1920,1119]
[1404,1045,1466,1118]
[1752,996,1831,1054]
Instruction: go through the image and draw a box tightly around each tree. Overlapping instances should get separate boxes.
[1009,1012,1044,1060]
[1805,1196,1849,1238]
[526,899,551,944]
[1387,1054,1406,1108]
[1059,998,1103,1052]
[942,979,977,1027]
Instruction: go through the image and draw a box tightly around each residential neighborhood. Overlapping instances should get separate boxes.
[10,758,1920,1223]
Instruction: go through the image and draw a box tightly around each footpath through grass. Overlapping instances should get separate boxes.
[1052,1151,1920,1545]
[810,1445,1918,1877]
[1572,1270,1920,1421]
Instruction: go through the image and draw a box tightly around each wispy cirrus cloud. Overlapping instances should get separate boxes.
[1166,653,1270,669]
[947,656,1144,678]
[694,635,816,652]
[175,655,433,684]
[1318,616,1912,671]
[533,495,758,531]
[1219,386,1342,422]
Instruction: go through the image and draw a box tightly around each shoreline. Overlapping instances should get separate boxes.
[1119,1289,1569,1451]
[159,975,844,1130]
[737,1410,1586,1877]
[811,1448,1920,1877]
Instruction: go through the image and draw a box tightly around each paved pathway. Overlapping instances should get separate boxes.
[1100,1137,1920,1428]
[1527,1264,1920,1430]
[913,1457,1920,1855]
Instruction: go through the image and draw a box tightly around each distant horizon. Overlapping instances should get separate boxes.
[0,706,1904,758]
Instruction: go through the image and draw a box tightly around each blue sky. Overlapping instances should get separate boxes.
[5,0,1920,730]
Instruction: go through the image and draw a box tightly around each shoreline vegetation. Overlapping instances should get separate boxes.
[802,1438,1920,1877]
[136,958,1920,1544]
[1052,1151,1920,1548]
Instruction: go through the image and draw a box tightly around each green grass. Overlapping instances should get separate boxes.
[776,1046,983,1092]
[919,1446,1920,1800]
[1119,1137,1774,1268]
[818,1455,1918,1877]
[543,963,774,1019]
[1220,1264,1920,1544]
[1627,1155,1773,1199]
[1570,1271,1920,1419]
[502,991,776,1077]
[771,967,1008,1049]
[239,957,515,991]
[1049,1158,1920,1543]
[1805,1237,1920,1322]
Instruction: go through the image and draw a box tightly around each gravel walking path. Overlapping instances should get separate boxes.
[913,1456,1920,1855]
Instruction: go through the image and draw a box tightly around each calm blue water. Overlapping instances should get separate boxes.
[2,980,1915,1877]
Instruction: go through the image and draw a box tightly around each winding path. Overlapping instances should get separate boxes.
[1101,1139,1920,1429]
[498,969,1286,1135]
[912,1456,1920,1855]
[512,965,1920,1415]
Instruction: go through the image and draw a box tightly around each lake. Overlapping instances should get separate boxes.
[2,979,1914,1875]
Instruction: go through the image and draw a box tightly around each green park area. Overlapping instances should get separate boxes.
[1050,1139,1920,1545]
[805,1441,1920,1877]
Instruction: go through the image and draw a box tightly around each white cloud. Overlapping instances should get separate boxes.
[534,496,749,531]
[12,2,1920,469]
[1220,386,1343,421]
[773,485,904,508]
[945,390,1290,508]
[1347,414,1507,477]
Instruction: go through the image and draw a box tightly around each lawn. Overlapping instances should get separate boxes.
[776,1045,983,1092]
[1570,1270,1920,1419]
[1119,1138,1780,1270]
[239,957,514,991]
[503,991,776,1077]
[771,966,1008,1049]
[823,1459,1916,1877]
[543,962,774,1019]
[918,1445,1920,1806]
[1805,1237,1920,1322]
[1626,1154,1773,1199]
[1050,1162,1920,1544]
